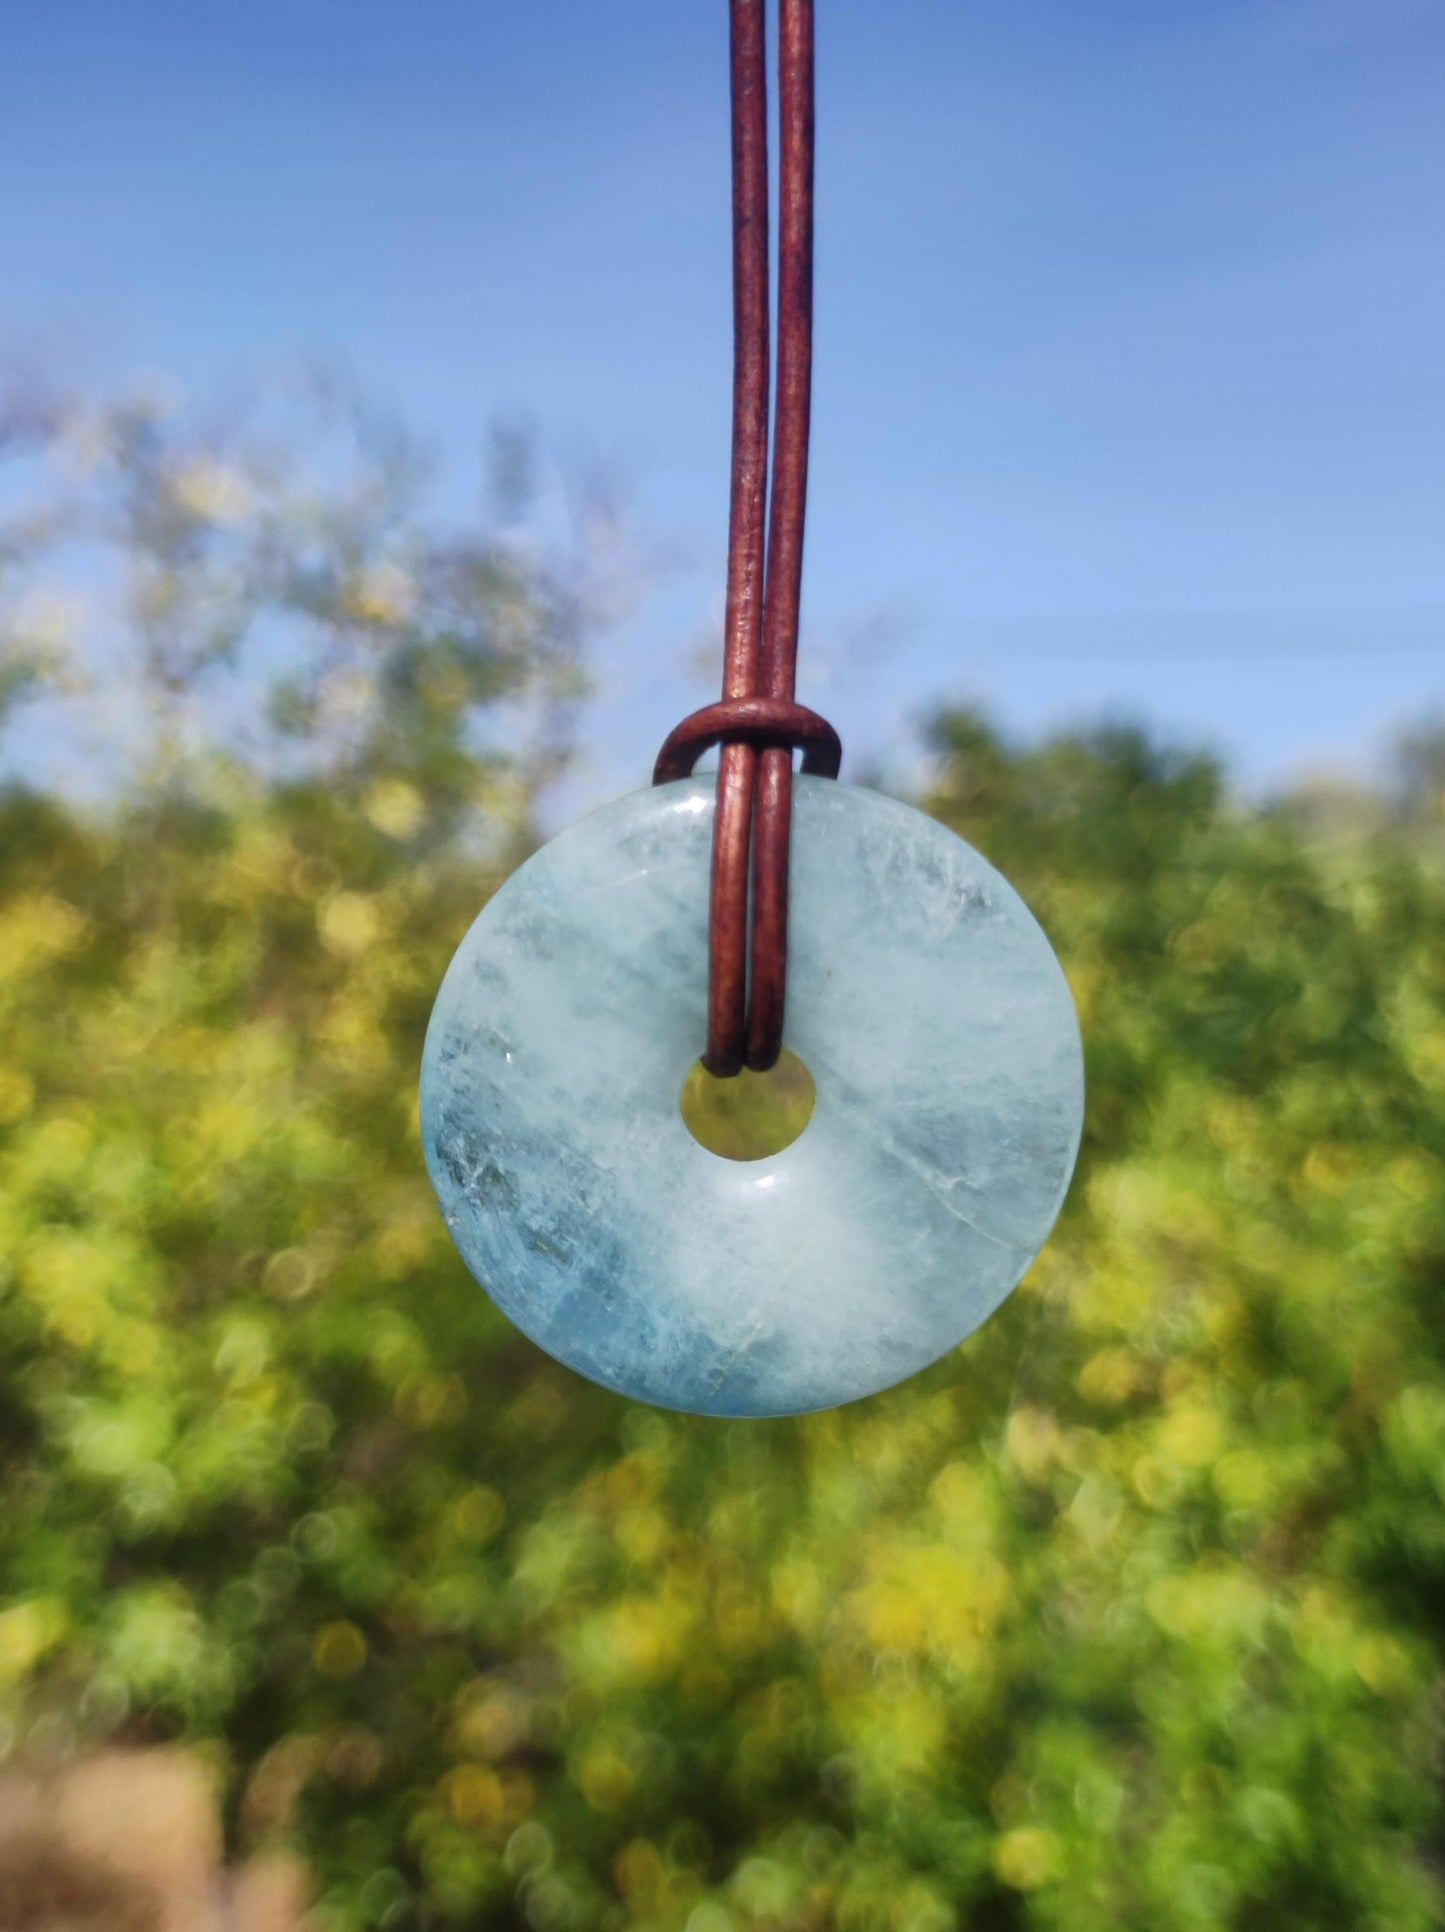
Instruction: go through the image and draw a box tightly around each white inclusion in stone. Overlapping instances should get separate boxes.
[420,777,1084,1418]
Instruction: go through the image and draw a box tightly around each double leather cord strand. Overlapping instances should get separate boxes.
[653,0,837,1078]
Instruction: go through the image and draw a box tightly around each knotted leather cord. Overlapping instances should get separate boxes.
[652,0,835,1078]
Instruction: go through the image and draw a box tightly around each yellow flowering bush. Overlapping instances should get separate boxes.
[1,380,1442,1928]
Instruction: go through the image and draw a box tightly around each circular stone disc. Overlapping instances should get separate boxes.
[421,777,1083,1417]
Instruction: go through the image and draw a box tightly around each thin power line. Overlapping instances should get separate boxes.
[956,614,1445,663]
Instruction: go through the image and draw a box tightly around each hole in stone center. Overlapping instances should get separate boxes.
[679,1049,816,1162]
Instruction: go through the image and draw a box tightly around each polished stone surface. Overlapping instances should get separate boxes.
[421,778,1083,1416]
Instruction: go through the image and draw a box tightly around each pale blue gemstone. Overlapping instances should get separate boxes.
[421,777,1083,1417]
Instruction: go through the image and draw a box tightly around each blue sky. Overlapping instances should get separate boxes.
[4,0,1443,812]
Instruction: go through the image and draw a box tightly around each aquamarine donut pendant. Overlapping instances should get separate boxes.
[420,776,1084,1417]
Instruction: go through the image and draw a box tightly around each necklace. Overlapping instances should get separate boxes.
[421,0,1083,1416]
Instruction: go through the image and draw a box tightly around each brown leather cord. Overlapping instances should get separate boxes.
[748,0,816,1071]
[654,0,836,1078]
[652,697,841,786]
[708,0,771,1078]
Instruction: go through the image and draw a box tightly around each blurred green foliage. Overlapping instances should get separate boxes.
[1,379,1444,1930]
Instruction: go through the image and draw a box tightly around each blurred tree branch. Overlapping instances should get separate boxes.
[0,365,632,841]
